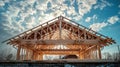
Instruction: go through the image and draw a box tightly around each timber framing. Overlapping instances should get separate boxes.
[3,16,115,60]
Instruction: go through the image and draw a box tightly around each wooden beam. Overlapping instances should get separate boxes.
[25,49,27,60]
[98,45,102,59]
[59,16,62,39]
[40,49,80,51]
[16,45,21,60]
[20,39,100,45]
[39,53,43,60]
[80,45,97,55]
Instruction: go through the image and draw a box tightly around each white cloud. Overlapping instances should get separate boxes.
[94,0,112,10]
[27,7,36,15]
[67,6,76,16]
[0,1,5,7]
[73,15,82,21]
[0,0,9,7]
[25,0,36,4]
[70,0,75,5]
[78,0,97,16]
[0,0,98,36]
[107,16,119,24]
[92,14,97,20]
[2,20,24,35]
[7,5,20,17]
[85,15,97,22]
[118,5,120,8]
[89,22,108,31]
[1,2,26,34]
[85,17,91,22]
[39,13,55,23]
[50,0,67,12]
[25,16,36,29]
[35,2,47,11]
[92,14,98,22]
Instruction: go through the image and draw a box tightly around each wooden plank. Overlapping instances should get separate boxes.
[40,49,80,51]
[21,39,100,45]
[16,45,21,60]
[98,45,101,59]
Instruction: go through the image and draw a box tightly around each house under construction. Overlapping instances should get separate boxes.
[3,16,115,60]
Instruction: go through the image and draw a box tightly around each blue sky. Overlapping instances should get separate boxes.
[0,0,120,58]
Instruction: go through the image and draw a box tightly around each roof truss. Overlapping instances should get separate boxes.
[3,16,115,47]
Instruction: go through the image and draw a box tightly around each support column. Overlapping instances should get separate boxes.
[78,52,81,59]
[36,53,39,60]
[79,51,83,59]
[83,53,85,59]
[98,45,102,59]
[39,54,43,60]
[16,45,21,60]
[21,48,23,60]
[59,16,62,39]
[95,46,98,59]
[25,49,28,60]
[32,51,39,60]
[29,50,32,60]
[23,48,25,60]
[32,51,35,60]
[84,31,86,39]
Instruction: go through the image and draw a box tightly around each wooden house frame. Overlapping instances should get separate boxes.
[3,16,115,60]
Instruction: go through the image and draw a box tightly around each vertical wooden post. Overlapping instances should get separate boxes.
[84,31,86,39]
[23,49,25,60]
[59,16,62,39]
[39,54,43,60]
[96,45,98,59]
[34,53,36,60]
[98,45,101,59]
[38,54,40,60]
[26,49,28,60]
[83,53,85,59]
[32,51,39,60]
[22,48,23,60]
[36,53,39,60]
[80,54,83,59]
[32,51,35,60]
[16,45,21,60]
[79,50,83,59]
[29,49,32,60]
[78,51,81,59]
[21,48,23,60]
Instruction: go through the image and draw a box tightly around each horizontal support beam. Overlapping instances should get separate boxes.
[19,39,100,45]
[38,50,79,55]
[40,49,80,51]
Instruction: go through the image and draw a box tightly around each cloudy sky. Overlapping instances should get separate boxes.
[0,0,120,58]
